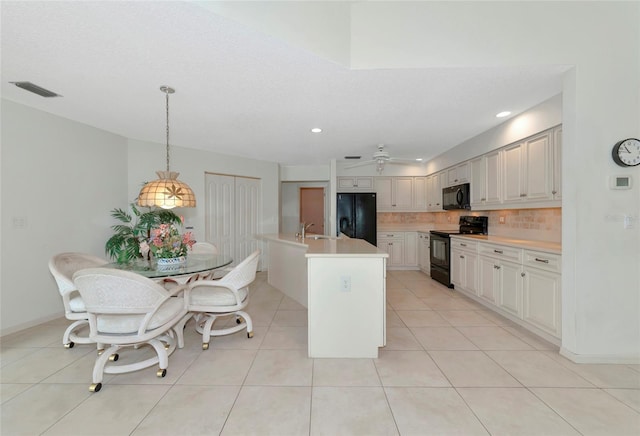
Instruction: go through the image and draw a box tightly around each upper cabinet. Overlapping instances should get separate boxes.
[446,161,469,187]
[426,171,446,211]
[375,176,425,211]
[503,130,553,203]
[470,151,501,209]
[467,126,561,210]
[337,176,374,192]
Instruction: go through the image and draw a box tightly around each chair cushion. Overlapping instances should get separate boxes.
[190,286,248,307]
[97,297,184,334]
[69,295,86,312]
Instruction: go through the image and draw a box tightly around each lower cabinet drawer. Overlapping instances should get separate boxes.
[523,250,561,273]
[478,243,522,262]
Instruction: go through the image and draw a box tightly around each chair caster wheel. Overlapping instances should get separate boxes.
[247,331,254,338]
[97,349,105,355]
[64,342,75,349]
[164,343,170,350]
[157,368,167,378]
[202,343,209,350]
[108,353,119,362]
[89,383,102,392]
[236,317,244,325]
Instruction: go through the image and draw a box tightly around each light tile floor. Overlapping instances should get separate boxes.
[1,271,639,435]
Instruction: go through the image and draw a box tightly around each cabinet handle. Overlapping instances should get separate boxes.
[386,234,394,237]
[520,193,527,197]
[481,198,486,201]
[460,255,464,259]
[521,272,526,277]
[493,249,503,254]
[460,243,467,247]
[552,190,557,195]
[496,265,501,270]
[535,258,550,264]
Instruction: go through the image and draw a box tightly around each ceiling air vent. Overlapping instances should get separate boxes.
[10,81,62,98]
[344,156,361,160]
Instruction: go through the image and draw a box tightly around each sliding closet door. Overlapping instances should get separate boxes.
[205,173,260,266]
[235,177,260,263]
[205,174,235,259]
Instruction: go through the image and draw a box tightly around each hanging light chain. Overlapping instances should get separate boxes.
[160,86,175,172]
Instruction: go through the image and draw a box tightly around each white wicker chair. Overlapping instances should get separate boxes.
[176,250,260,350]
[48,252,108,348]
[72,267,188,392]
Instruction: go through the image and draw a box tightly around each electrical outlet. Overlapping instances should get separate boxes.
[340,276,351,292]
[499,216,505,224]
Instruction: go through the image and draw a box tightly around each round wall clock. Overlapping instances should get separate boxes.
[612,138,640,167]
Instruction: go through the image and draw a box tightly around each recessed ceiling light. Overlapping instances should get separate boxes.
[496,111,511,118]
[311,128,322,133]
[416,158,423,162]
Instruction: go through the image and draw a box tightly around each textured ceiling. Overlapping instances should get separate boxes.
[1,1,567,165]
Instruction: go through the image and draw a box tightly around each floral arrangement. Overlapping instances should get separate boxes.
[140,223,196,260]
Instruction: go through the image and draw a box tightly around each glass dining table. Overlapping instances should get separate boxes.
[106,253,233,284]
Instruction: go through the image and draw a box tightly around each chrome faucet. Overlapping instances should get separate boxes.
[300,222,314,239]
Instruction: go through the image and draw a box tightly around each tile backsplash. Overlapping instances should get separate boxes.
[378,208,561,243]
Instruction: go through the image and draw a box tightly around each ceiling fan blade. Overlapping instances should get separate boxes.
[387,158,420,165]
[343,160,375,169]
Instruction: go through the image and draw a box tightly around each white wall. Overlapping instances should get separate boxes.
[349,1,640,362]
[1,99,128,334]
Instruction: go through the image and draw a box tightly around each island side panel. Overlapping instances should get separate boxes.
[307,256,386,358]
[266,240,308,308]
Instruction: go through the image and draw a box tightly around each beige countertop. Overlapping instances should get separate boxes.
[377,224,458,233]
[451,234,562,254]
[259,234,389,258]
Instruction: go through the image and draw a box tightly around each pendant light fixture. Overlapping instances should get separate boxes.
[138,86,196,209]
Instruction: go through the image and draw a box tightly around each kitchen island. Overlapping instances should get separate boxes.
[260,234,389,358]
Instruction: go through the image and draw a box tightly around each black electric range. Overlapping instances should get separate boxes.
[430,216,488,288]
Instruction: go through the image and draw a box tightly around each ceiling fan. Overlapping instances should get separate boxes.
[344,144,418,173]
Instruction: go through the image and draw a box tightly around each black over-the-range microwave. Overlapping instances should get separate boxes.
[442,183,471,210]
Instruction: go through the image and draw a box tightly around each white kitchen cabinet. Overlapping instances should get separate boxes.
[522,250,561,337]
[375,177,415,211]
[413,176,427,210]
[446,161,469,186]
[503,130,553,204]
[337,176,374,192]
[377,232,405,267]
[478,256,498,304]
[377,231,421,269]
[404,232,418,267]
[497,260,523,318]
[478,255,522,316]
[451,238,478,293]
[426,171,445,211]
[418,232,430,274]
[470,156,486,207]
[503,141,525,203]
[485,151,502,205]
[552,126,562,200]
[477,243,523,316]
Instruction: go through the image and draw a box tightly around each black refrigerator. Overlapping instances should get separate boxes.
[337,193,377,246]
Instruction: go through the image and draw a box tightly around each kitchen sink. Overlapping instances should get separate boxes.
[307,234,339,240]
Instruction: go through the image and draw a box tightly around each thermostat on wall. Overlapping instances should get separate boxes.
[610,175,632,190]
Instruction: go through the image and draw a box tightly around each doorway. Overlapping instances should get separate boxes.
[300,187,325,235]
